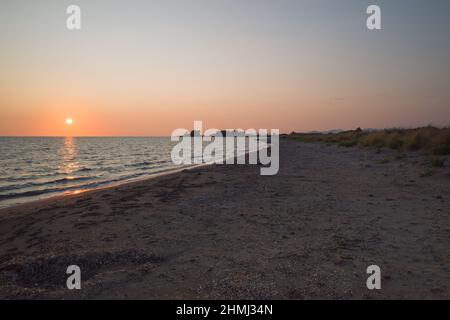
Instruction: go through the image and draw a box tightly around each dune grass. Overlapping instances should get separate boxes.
[288,126,450,156]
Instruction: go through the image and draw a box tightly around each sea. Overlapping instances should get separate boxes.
[0,137,186,208]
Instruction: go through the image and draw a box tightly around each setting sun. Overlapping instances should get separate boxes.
[66,118,73,125]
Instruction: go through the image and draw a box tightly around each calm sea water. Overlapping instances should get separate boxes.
[0,137,185,208]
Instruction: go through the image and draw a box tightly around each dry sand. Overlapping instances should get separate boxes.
[0,140,449,299]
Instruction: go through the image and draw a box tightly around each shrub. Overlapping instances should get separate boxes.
[339,140,358,148]
[387,133,403,150]
[431,158,445,168]
[433,145,450,155]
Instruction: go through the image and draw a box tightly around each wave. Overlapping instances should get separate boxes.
[0,167,168,200]
[0,182,101,200]
[125,160,169,168]
[0,176,93,193]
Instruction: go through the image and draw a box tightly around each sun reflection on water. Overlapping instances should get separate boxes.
[59,137,80,177]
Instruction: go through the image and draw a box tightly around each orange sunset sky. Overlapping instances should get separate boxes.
[1,0,449,136]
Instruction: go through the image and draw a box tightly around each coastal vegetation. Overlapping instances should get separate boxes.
[287,126,450,156]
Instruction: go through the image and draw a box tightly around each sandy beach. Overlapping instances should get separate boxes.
[0,139,449,299]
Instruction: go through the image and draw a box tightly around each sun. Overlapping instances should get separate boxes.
[66,118,73,125]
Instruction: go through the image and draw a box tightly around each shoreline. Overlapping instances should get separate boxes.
[0,140,449,299]
[0,143,270,212]
[0,162,213,216]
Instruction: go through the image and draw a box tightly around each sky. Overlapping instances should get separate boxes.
[0,0,449,136]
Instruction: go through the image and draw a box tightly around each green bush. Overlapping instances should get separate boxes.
[431,158,445,168]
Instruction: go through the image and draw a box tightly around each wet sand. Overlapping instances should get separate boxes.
[0,140,449,299]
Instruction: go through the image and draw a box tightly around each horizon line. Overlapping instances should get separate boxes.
[1,125,449,138]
